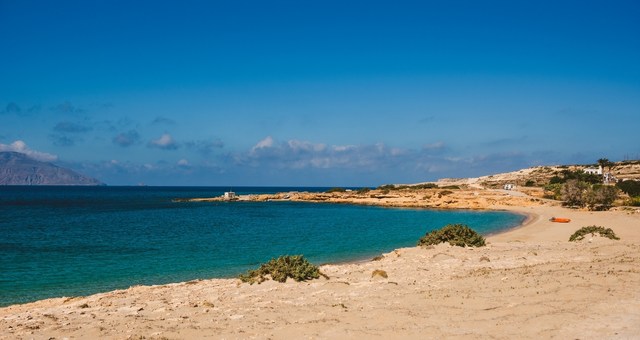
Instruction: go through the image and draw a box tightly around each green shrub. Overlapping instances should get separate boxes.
[413,183,438,189]
[356,187,371,194]
[562,179,589,206]
[569,226,620,242]
[617,180,640,197]
[585,185,618,210]
[524,180,535,187]
[550,170,602,185]
[627,197,640,206]
[440,185,460,190]
[239,255,327,284]
[418,224,486,248]
[439,190,454,196]
[326,187,346,193]
[561,180,619,209]
[544,183,563,200]
[549,176,563,184]
[376,184,396,190]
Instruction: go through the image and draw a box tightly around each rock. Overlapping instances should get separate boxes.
[371,270,388,279]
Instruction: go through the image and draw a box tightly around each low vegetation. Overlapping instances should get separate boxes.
[617,180,640,197]
[326,187,347,193]
[549,169,602,185]
[569,226,620,242]
[561,180,618,210]
[438,190,454,197]
[239,255,328,284]
[418,224,486,248]
[376,183,439,191]
[627,197,640,207]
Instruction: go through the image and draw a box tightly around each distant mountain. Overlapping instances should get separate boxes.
[0,152,104,185]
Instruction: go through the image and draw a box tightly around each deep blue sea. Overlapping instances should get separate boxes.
[0,186,525,306]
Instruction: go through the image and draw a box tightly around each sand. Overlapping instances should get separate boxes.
[2,193,640,339]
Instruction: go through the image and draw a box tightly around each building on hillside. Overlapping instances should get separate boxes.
[583,165,603,175]
[503,183,515,190]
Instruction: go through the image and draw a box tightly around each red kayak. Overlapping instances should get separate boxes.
[550,217,571,223]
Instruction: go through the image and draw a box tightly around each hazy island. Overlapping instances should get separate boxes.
[0,152,103,186]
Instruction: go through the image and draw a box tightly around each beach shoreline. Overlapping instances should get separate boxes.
[2,189,640,339]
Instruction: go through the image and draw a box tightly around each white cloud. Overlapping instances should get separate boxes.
[148,133,179,150]
[113,130,140,147]
[423,141,445,150]
[177,159,190,166]
[240,137,410,170]
[0,140,58,162]
[251,136,274,153]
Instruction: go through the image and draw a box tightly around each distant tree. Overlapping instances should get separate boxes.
[544,183,563,200]
[616,180,640,197]
[585,185,618,210]
[597,158,614,173]
[597,158,609,170]
[561,180,619,210]
[562,179,588,207]
[549,176,563,184]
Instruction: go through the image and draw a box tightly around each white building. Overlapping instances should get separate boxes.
[223,191,236,200]
[583,165,603,175]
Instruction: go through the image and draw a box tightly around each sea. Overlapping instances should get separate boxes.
[0,186,525,307]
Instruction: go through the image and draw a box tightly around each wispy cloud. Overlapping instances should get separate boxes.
[50,101,85,115]
[46,121,92,147]
[49,134,77,147]
[481,136,528,147]
[53,121,92,133]
[1,102,21,115]
[418,116,435,124]
[239,136,411,170]
[1,102,40,116]
[113,130,141,147]
[185,138,224,155]
[0,140,58,162]
[151,117,177,125]
[148,133,179,150]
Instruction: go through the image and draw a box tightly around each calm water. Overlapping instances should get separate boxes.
[0,186,525,306]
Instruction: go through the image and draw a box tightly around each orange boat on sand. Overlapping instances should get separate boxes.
[550,217,571,223]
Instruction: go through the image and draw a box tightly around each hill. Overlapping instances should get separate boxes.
[0,152,104,185]
[434,160,640,189]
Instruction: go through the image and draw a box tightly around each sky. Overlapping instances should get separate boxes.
[1,0,639,186]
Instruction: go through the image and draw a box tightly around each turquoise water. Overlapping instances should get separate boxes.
[0,186,525,306]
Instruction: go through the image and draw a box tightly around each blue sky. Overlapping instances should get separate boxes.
[1,0,639,186]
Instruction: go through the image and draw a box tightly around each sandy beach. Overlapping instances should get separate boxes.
[2,190,640,339]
